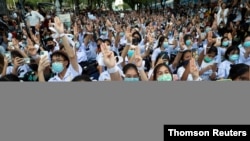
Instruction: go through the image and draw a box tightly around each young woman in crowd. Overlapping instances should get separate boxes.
[217,45,240,79]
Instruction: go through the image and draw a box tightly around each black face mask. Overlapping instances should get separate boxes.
[29,64,38,71]
[47,44,54,49]
[132,38,140,45]
[181,60,190,67]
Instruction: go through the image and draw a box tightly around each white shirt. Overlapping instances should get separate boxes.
[48,64,83,82]
[217,7,229,25]
[239,47,250,65]
[217,60,234,79]
[215,47,227,64]
[151,48,163,62]
[199,60,215,81]
[76,48,87,63]
[6,64,31,78]
[25,11,44,26]
[177,66,202,81]
[98,68,124,81]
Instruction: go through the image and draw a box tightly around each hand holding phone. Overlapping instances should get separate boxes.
[23,58,31,64]
[40,51,49,59]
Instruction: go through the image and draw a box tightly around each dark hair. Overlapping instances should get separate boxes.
[220,37,229,46]
[132,31,142,42]
[46,37,54,43]
[50,51,70,68]
[153,63,173,81]
[155,52,170,67]
[24,2,34,10]
[104,39,111,45]
[11,50,23,58]
[183,34,192,42]
[122,63,140,77]
[72,75,92,81]
[206,46,218,56]
[0,74,20,81]
[156,36,167,48]
[224,45,240,60]
[228,64,249,80]
[180,49,192,62]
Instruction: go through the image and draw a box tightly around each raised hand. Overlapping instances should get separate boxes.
[73,22,79,38]
[125,26,132,43]
[189,58,199,80]
[132,46,143,68]
[54,17,64,34]
[13,57,24,67]
[38,56,50,72]
[101,43,116,68]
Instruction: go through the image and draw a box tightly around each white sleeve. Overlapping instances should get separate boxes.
[35,11,45,22]
[6,66,13,75]
[217,63,225,79]
[151,49,160,62]
[69,64,83,78]
[177,67,185,80]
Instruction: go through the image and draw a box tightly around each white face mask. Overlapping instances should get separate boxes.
[46,15,51,19]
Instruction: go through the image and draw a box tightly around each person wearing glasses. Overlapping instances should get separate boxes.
[38,17,82,82]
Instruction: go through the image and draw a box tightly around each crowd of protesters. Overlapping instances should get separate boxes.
[0,0,249,82]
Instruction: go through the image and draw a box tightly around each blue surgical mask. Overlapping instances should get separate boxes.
[205,27,211,33]
[124,77,140,82]
[243,41,250,48]
[222,41,229,47]
[204,56,213,63]
[157,74,172,81]
[127,50,135,58]
[101,31,107,35]
[163,42,168,49]
[229,54,239,61]
[119,32,125,37]
[185,40,192,46]
[52,62,64,73]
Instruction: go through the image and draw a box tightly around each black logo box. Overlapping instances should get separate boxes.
[164,125,250,139]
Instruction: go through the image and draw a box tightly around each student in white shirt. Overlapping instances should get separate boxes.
[73,41,87,63]
[24,2,44,34]
[151,36,171,69]
[197,46,218,81]
[176,50,202,81]
[216,37,231,64]
[5,50,31,79]
[152,63,174,81]
[239,36,250,65]
[38,17,82,82]
[217,45,240,79]
[148,52,175,80]
[45,37,59,55]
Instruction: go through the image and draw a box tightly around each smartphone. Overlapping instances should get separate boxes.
[8,42,13,46]
[40,51,49,59]
[5,52,11,63]
[23,58,31,64]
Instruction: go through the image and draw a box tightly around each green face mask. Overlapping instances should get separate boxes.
[157,74,172,81]
[124,77,140,82]
[204,56,213,63]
